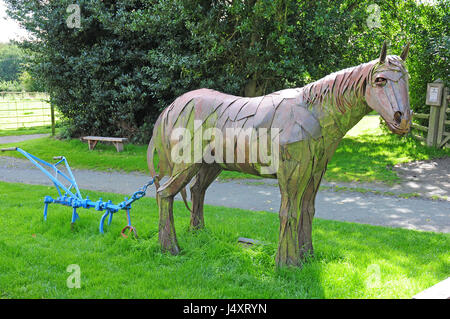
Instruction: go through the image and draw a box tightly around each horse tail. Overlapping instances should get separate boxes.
[148,111,192,213]
[148,138,191,212]
[147,135,160,189]
[180,187,192,213]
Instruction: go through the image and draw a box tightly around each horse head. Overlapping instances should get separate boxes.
[365,42,412,135]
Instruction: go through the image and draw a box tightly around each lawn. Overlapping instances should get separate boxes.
[0,181,448,298]
[326,116,450,183]
[0,115,448,183]
[0,125,60,137]
[0,137,150,173]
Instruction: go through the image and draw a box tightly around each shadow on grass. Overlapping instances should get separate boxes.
[327,133,450,183]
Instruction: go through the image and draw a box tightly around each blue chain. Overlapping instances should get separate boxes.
[130,178,155,202]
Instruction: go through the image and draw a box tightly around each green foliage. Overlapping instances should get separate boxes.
[18,71,44,92]
[377,1,448,115]
[0,73,45,92]
[0,181,448,298]
[3,0,448,143]
[0,80,22,91]
[0,43,44,92]
[0,43,24,82]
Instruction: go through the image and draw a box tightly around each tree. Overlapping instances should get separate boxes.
[4,0,447,142]
[0,43,24,82]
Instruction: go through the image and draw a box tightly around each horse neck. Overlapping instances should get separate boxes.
[306,62,374,141]
[313,84,372,141]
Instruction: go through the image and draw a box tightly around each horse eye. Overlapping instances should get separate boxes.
[375,77,387,86]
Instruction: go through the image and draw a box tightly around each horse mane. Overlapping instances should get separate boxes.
[302,60,378,114]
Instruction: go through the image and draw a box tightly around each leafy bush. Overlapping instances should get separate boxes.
[18,71,44,92]
[0,80,22,91]
[4,0,448,143]
[0,43,24,82]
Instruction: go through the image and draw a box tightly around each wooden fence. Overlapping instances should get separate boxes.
[410,84,449,149]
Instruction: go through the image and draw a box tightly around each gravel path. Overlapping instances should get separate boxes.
[0,134,50,144]
[0,155,448,233]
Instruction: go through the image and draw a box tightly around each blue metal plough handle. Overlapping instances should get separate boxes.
[1,147,154,238]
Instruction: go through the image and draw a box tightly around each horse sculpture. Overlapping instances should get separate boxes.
[147,42,412,267]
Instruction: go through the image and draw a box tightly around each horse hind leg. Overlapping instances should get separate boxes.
[157,164,201,255]
[189,164,222,230]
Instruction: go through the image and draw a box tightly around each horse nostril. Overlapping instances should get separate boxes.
[394,111,402,124]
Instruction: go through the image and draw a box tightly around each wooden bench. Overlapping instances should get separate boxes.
[81,136,128,152]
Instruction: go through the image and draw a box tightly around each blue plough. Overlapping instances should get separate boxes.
[1,147,154,238]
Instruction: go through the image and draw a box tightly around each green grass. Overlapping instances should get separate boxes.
[0,137,149,173]
[0,115,449,182]
[0,181,448,298]
[327,130,449,184]
[326,115,450,184]
[0,125,60,137]
[0,136,259,179]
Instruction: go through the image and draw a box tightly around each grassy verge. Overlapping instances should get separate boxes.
[0,181,448,298]
[326,130,450,184]
[0,135,259,179]
[0,136,149,173]
[0,125,60,137]
[325,115,450,184]
[0,115,449,182]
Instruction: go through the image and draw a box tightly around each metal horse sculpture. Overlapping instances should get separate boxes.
[147,43,412,267]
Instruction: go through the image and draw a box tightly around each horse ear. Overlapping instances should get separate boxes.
[400,42,410,61]
[379,41,387,64]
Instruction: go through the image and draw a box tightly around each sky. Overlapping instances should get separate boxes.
[0,0,29,43]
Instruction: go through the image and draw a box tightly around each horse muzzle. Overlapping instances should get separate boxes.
[386,111,412,135]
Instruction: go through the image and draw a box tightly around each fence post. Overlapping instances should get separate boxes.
[51,103,55,136]
[436,87,448,148]
[426,79,445,147]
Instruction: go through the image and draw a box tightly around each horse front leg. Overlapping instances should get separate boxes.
[297,148,328,258]
[298,173,322,259]
[276,187,301,267]
[276,159,313,267]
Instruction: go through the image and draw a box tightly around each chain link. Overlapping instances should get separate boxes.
[130,178,155,202]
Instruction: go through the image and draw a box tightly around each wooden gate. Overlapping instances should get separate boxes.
[411,80,449,149]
